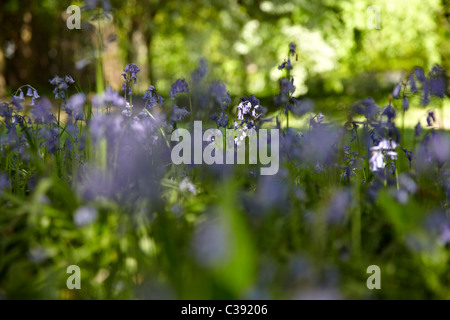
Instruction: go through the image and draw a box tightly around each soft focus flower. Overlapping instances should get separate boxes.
[170,78,189,100]
[74,206,98,227]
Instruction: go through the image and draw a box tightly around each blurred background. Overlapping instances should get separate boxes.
[1,0,449,110]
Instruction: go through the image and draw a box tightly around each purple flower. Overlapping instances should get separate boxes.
[280,77,295,95]
[74,206,98,227]
[143,85,164,109]
[278,61,287,70]
[170,78,189,100]
[290,98,314,117]
[11,96,23,111]
[0,174,10,196]
[209,81,231,108]
[415,67,426,83]
[286,58,293,70]
[414,122,422,137]
[429,64,446,98]
[92,86,126,108]
[66,93,86,120]
[409,74,417,93]
[382,103,396,120]
[121,63,140,95]
[289,42,296,56]
[191,58,208,83]
[170,103,190,122]
[392,84,401,99]
[402,96,409,111]
[32,97,56,124]
[50,75,74,101]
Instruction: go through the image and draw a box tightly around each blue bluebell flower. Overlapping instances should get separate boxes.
[170,78,189,100]
[170,103,190,122]
[121,63,140,95]
[92,86,126,108]
[415,122,422,137]
[278,61,287,70]
[382,103,396,120]
[143,85,164,109]
[402,96,409,111]
[280,77,295,95]
[289,43,296,56]
[392,84,401,99]
[32,97,56,124]
[209,81,231,108]
[409,74,417,93]
[191,58,208,84]
[286,59,293,70]
[429,64,446,98]
[66,93,86,120]
[415,67,426,83]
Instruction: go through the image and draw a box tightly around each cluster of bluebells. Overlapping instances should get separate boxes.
[277,42,296,71]
[391,65,447,112]
[92,86,126,109]
[121,64,141,96]
[209,81,231,128]
[170,78,189,100]
[143,85,164,110]
[12,86,40,109]
[235,95,264,130]
[50,75,75,102]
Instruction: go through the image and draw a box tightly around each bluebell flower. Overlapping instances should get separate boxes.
[290,98,314,117]
[11,96,23,111]
[74,206,98,227]
[66,93,86,120]
[38,126,60,154]
[421,80,430,106]
[403,149,413,168]
[191,58,208,84]
[92,86,126,108]
[289,43,296,56]
[170,103,190,122]
[409,74,417,93]
[32,97,56,125]
[392,84,401,99]
[280,77,295,95]
[31,90,40,106]
[50,75,74,101]
[286,58,293,70]
[26,87,33,97]
[65,75,75,84]
[277,61,287,70]
[143,85,164,109]
[382,103,396,120]
[170,78,189,100]
[429,64,446,98]
[121,63,140,95]
[402,96,409,111]
[0,174,10,196]
[358,97,379,121]
[209,81,230,108]
[415,121,422,137]
[415,67,426,83]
